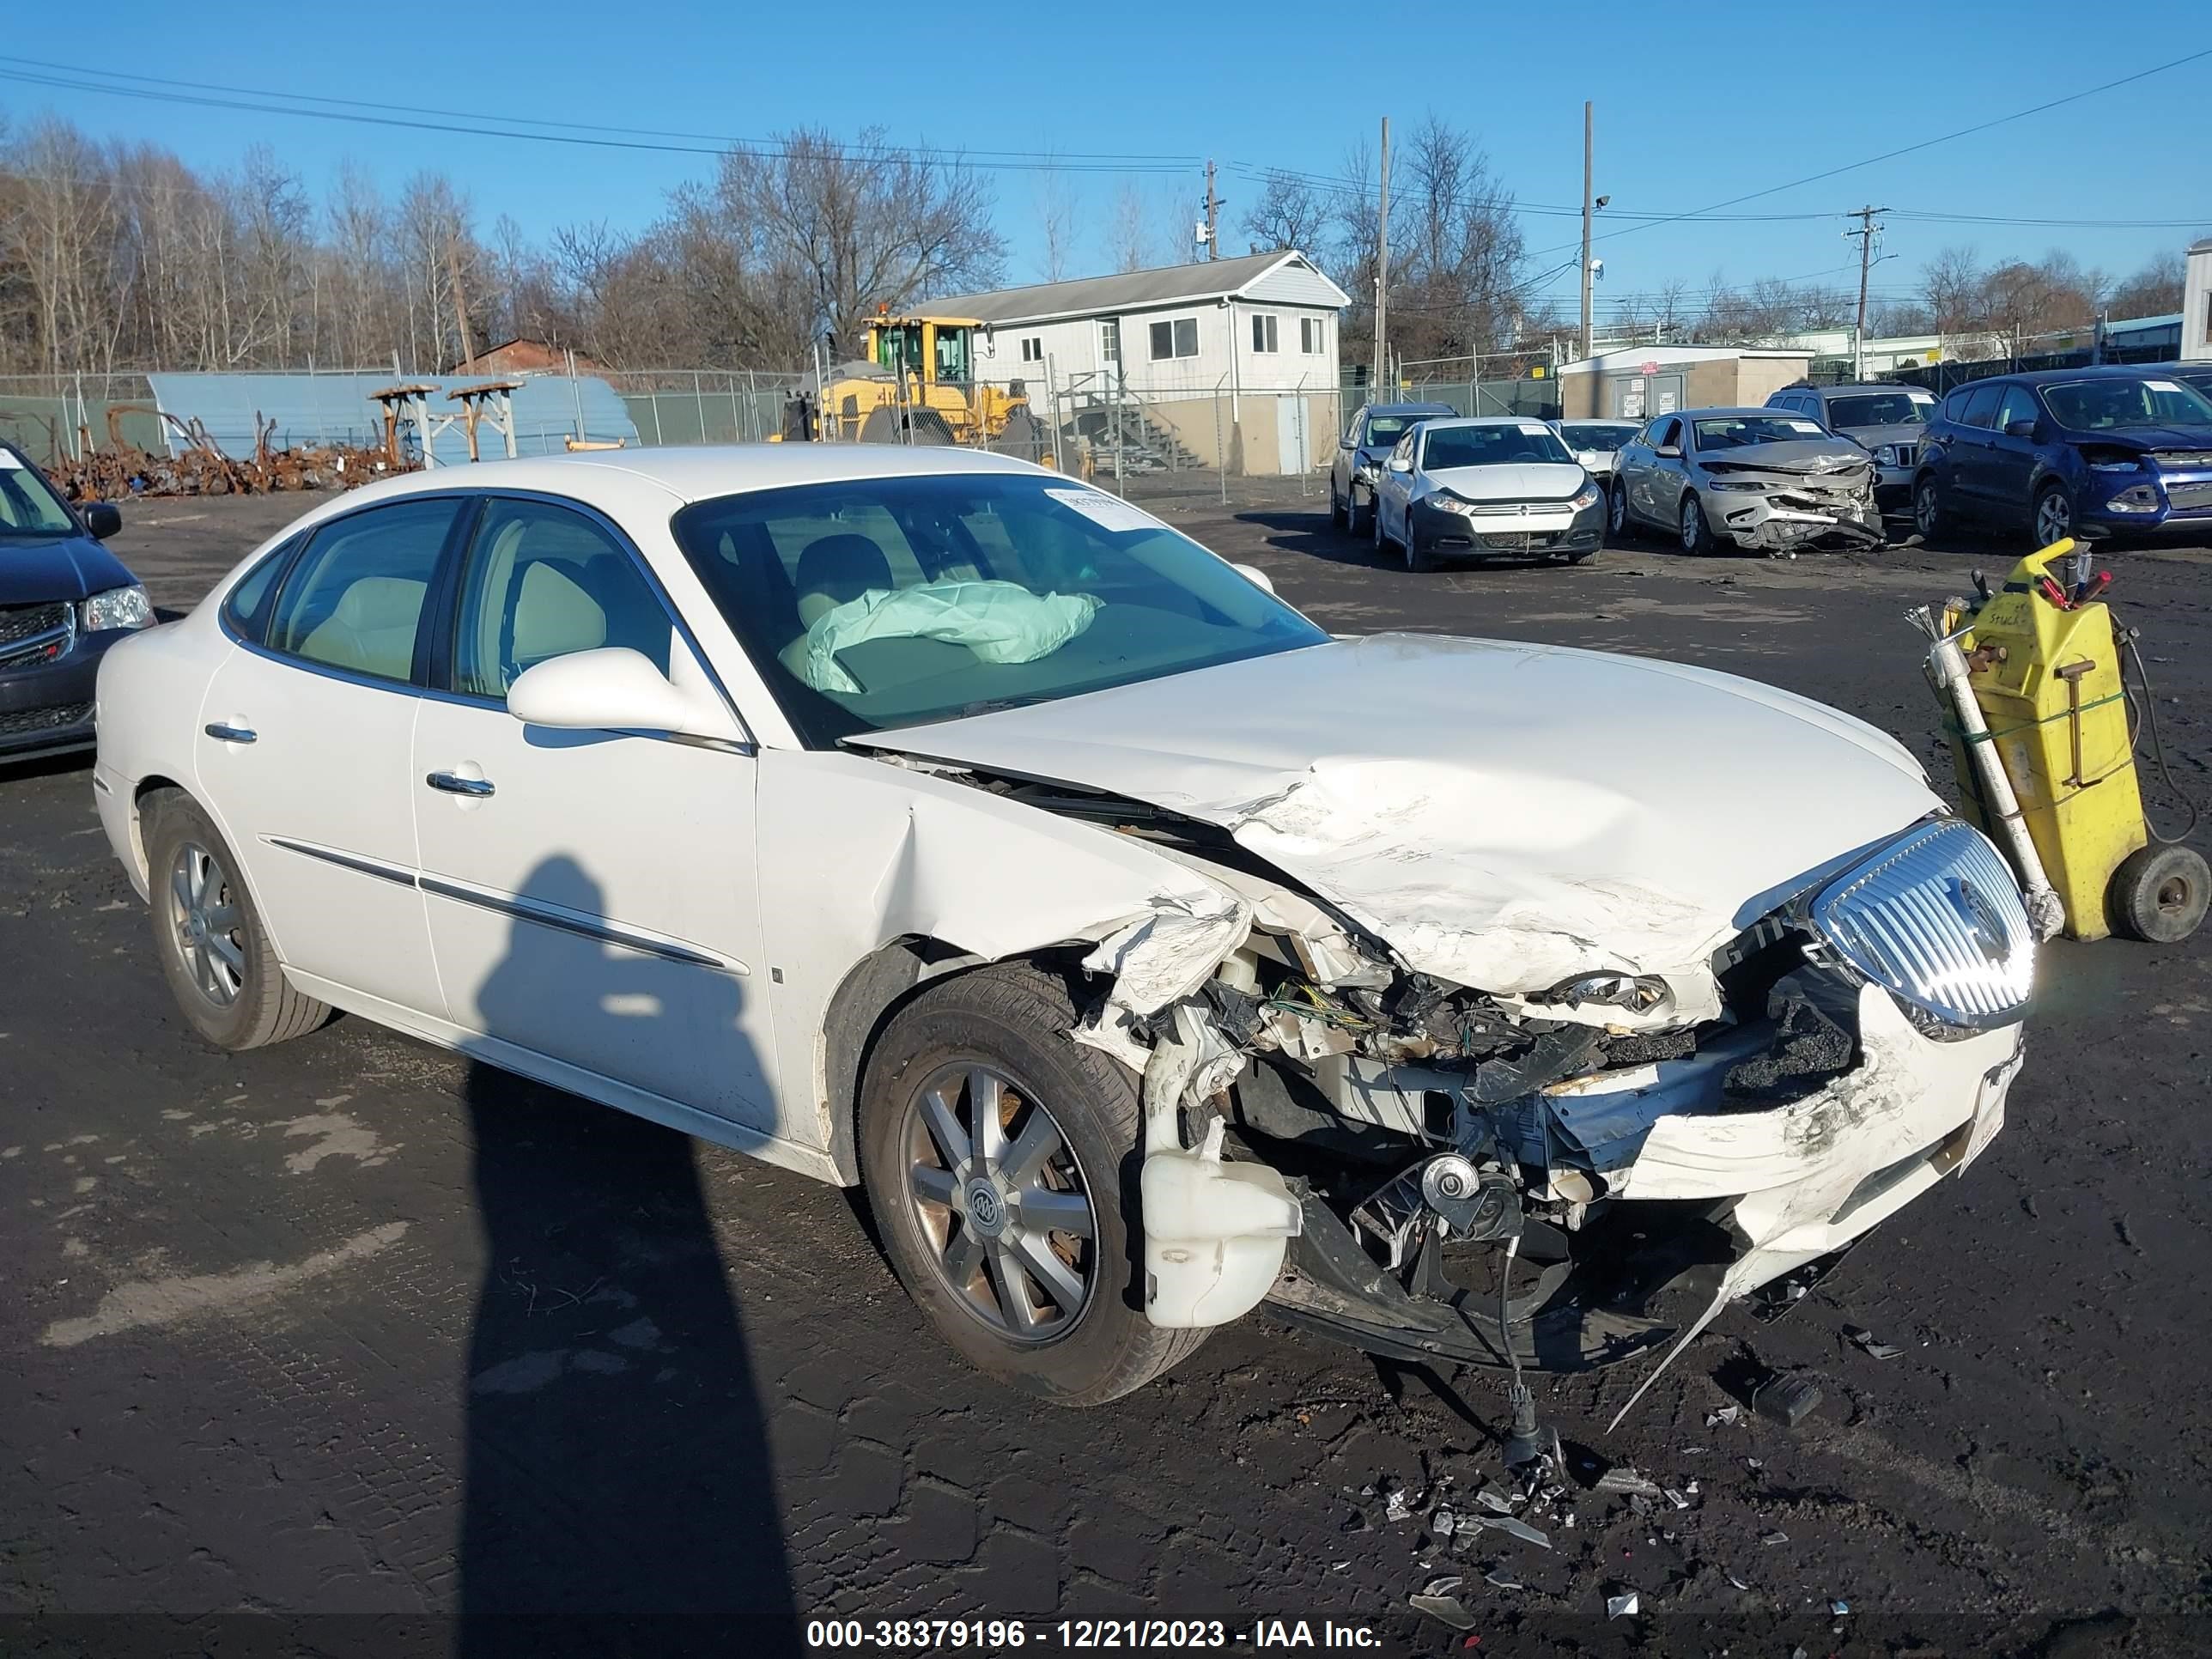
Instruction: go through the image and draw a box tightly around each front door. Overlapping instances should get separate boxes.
[195,495,463,1013]
[1984,384,2045,517]
[410,494,780,1131]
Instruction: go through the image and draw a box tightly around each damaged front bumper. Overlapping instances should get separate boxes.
[1701,479,1885,551]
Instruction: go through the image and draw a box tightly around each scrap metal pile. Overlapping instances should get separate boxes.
[44,410,398,501]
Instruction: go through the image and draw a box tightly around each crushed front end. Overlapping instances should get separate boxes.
[1701,452,1885,553]
[1116,816,2030,1391]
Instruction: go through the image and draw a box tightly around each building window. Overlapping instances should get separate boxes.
[1019,337,1042,363]
[1100,319,1120,363]
[1301,316,1326,354]
[1251,313,1279,354]
[1149,317,1199,361]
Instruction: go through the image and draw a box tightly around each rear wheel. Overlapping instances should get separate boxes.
[1607,480,1630,542]
[143,790,329,1051]
[2110,843,2209,944]
[857,963,1206,1406]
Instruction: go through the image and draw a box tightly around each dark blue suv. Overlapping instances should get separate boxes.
[1911,366,2212,547]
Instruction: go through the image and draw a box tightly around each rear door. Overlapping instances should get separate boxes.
[194,495,464,1013]
[409,490,781,1134]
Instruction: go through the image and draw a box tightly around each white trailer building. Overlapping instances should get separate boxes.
[934,250,1350,476]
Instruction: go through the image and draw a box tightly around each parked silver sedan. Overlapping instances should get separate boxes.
[1612,408,1884,556]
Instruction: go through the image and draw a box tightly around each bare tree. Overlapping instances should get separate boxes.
[2108,248,2189,319]
[1032,166,1078,283]
[1240,169,1329,253]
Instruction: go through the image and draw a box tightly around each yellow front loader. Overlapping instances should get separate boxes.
[823,313,1038,449]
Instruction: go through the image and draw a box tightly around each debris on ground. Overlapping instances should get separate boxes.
[1469,1514,1551,1549]
[1846,1325,1905,1360]
[1605,1589,1641,1619]
[1484,1567,1523,1590]
[1752,1373,1824,1427]
[1705,1405,1743,1427]
[1384,1483,1414,1523]
[46,414,392,500]
[1594,1467,1664,1497]
[1760,1529,1791,1547]
[1830,1598,1851,1616]
[1410,1593,1475,1631]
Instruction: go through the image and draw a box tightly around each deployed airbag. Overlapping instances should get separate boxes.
[802,580,1102,693]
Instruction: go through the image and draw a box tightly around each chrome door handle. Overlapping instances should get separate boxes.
[425,771,495,798]
[204,721,257,744]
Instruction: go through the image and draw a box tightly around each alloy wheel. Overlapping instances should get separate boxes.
[2035,487,2073,547]
[1916,478,1942,538]
[168,841,245,1007]
[1680,495,1704,552]
[901,1061,1096,1343]
[1608,482,1626,538]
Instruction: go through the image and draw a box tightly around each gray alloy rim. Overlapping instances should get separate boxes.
[1373,495,1386,550]
[2037,489,2071,544]
[1609,482,1626,534]
[1917,479,1940,535]
[901,1060,1096,1345]
[1680,495,1703,550]
[168,841,245,1008]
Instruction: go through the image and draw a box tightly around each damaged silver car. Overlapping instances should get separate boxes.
[99,447,2028,1417]
[1613,408,1885,556]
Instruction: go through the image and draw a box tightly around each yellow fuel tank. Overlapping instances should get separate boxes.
[1947,540,2142,941]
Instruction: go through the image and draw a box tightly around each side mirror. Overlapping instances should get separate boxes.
[1339,436,1358,451]
[2003,419,2037,439]
[1387,455,1412,473]
[82,501,122,539]
[507,647,741,743]
[1231,562,1276,596]
[1655,444,1681,459]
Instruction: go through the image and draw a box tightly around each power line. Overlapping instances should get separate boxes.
[0,59,1201,175]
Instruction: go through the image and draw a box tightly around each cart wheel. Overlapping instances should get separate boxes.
[2109,843,2210,944]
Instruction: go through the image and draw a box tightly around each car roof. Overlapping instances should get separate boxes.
[1966,364,2187,392]
[1364,402,1458,417]
[1674,407,1808,420]
[1413,416,1557,430]
[1802,383,1923,397]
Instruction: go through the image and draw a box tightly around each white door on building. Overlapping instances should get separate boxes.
[1275,397,1313,474]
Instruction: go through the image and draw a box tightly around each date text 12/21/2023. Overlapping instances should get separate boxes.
[805,1617,1383,1648]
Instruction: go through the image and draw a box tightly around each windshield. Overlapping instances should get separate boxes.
[2039,377,2212,432]
[1557,422,1638,453]
[1363,415,1420,446]
[671,472,1328,746]
[1423,423,1573,469]
[1824,392,1933,428]
[0,449,77,535]
[1693,415,1827,450]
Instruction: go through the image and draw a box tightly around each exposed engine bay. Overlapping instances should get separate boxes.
[929,763,2027,1411]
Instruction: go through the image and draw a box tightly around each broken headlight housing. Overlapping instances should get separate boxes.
[1807,818,2033,1035]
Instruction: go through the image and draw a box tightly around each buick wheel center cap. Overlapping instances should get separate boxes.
[963,1179,1006,1237]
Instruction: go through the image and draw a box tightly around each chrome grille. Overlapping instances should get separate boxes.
[0,601,74,670]
[1809,818,2033,1030]
[0,600,70,649]
[1892,443,1917,468]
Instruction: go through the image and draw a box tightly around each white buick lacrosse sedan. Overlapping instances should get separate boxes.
[94,447,2029,1407]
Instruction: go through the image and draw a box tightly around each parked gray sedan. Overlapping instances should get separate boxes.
[1611,408,1883,556]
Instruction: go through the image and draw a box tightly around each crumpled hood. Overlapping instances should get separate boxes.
[1702,440,1869,475]
[854,632,1942,994]
[1425,462,1587,501]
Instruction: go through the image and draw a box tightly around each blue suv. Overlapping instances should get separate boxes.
[1911,366,2212,547]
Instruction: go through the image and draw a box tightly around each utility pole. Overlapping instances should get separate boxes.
[1579,100,1595,362]
[1847,204,1887,380]
[1372,117,1390,395]
[1204,161,1220,262]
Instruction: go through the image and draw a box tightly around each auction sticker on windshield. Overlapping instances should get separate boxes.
[1045,488,1162,534]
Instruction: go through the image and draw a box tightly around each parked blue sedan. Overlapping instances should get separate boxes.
[1911,366,2212,547]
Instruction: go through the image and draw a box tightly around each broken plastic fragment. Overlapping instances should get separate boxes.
[1409,1595,1475,1632]
[1752,1374,1823,1427]
[1424,1575,1463,1595]
[1760,1529,1790,1547]
[1846,1325,1905,1360]
[1705,1405,1742,1427]
[1726,1573,1749,1591]
[1830,1598,1850,1616]
[1476,1486,1516,1515]
[1472,1514,1550,1549]
[1385,1487,1413,1524]
[1662,1488,1691,1510]
[1606,1589,1640,1620]
[1431,1507,1456,1539]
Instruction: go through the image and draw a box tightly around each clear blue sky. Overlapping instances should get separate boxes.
[6,0,2206,315]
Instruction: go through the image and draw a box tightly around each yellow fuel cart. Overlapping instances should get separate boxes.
[1921,538,2206,944]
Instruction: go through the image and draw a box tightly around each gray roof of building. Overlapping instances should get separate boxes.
[933,251,1344,325]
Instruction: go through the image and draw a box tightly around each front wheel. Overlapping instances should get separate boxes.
[857,963,1207,1406]
[143,790,330,1051]
[1349,486,1374,537]
[1680,492,1718,556]
[2033,482,2075,550]
[1404,513,1434,573]
[1328,488,1347,531]
[1914,474,1948,539]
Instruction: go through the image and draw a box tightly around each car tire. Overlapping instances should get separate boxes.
[1350,488,1373,537]
[1404,514,1434,573]
[1607,481,1630,543]
[1680,492,1717,556]
[1329,488,1347,531]
[143,789,330,1051]
[1372,493,1390,556]
[1914,473,1948,540]
[2033,481,2075,550]
[2109,843,2210,945]
[857,962,1208,1407]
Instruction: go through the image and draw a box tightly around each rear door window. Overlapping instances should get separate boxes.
[266,498,463,684]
